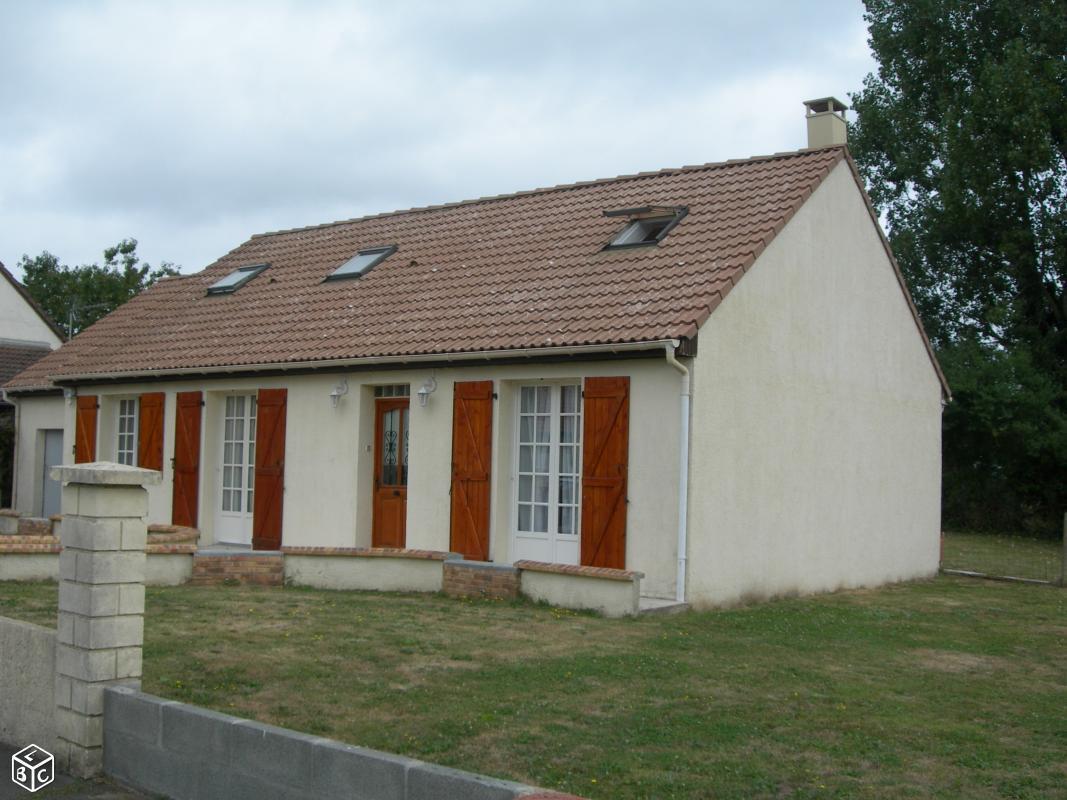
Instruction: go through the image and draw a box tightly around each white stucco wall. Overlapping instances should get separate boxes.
[686,160,944,606]
[51,358,685,596]
[12,395,68,516]
[0,274,62,347]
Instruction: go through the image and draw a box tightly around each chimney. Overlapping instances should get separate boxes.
[803,97,848,148]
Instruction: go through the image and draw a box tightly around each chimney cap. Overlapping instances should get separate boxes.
[803,97,848,116]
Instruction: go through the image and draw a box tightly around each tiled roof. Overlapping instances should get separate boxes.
[0,340,53,397]
[7,147,862,389]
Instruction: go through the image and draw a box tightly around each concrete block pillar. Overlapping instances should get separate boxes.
[50,462,162,778]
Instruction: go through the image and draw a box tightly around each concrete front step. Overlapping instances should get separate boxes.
[638,596,691,615]
[188,552,284,586]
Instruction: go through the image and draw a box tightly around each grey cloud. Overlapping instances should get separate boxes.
[0,0,873,275]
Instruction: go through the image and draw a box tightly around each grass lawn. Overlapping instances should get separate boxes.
[942,531,1063,583]
[1,577,1065,799]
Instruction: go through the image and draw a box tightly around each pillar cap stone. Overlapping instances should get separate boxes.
[51,462,163,487]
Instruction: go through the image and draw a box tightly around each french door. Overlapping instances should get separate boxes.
[512,384,582,565]
[372,397,409,548]
[215,394,257,545]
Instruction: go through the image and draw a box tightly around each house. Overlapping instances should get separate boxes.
[3,99,949,608]
[0,263,65,510]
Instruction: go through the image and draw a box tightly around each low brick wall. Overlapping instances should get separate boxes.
[443,561,520,600]
[188,553,284,586]
[103,686,580,800]
[0,616,57,748]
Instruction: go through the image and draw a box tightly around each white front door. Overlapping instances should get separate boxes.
[214,395,257,545]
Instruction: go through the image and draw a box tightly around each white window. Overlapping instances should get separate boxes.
[221,395,257,514]
[513,384,582,565]
[116,398,138,466]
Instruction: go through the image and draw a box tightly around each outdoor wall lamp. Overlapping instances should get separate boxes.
[416,376,438,407]
[329,377,349,409]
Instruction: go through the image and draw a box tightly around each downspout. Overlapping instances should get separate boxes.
[663,342,690,603]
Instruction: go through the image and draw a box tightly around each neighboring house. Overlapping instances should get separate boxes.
[4,100,949,606]
[0,263,65,510]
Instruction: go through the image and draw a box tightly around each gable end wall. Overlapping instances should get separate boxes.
[686,160,943,606]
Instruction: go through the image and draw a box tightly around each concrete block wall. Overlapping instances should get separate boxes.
[443,561,520,600]
[0,616,56,747]
[52,462,160,777]
[104,687,580,800]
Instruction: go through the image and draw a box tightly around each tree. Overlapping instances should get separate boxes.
[18,239,180,338]
[849,0,1067,535]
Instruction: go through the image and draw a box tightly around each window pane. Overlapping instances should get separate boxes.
[535,417,550,443]
[559,476,574,505]
[534,475,549,503]
[535,445,550,473]
[222,490,232,512]
[533,505,548,533]
[560,416,576,443]
[560,385,577,413]
[519,445,532,473]
[536,386,550,413]
[560,446,574,475]
[519,417,533,443]
[518,475,532,502]
[520,387,534,413]
[518,504,531,532]
[559,507,574,535]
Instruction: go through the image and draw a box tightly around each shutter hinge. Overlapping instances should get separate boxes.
[492,392,498,400]
[200,401,206,407]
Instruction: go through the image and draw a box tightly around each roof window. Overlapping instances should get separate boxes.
[603,205,687,249]
[206,264,268,295]
[327,245,397,281]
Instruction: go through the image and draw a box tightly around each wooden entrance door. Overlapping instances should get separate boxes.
[580,376,630,569]
[450,380,493,561]
[373,398,409,548]
[171,392,203,527]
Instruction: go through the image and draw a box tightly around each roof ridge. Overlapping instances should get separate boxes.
[250,146,847,240]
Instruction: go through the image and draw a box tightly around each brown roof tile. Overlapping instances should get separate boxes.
[6,147,852,389]
[0,341,53,394]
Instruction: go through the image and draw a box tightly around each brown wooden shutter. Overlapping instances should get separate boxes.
[580,376,630,569]
[253,388,287,551]
[74,395,98,464]
[137,392,165,471]
[171,391,202,527]
[450,380,494,561]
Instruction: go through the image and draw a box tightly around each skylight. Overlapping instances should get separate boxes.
[603,206,688,250]
[206,264,268,295]
[327,245,397,281]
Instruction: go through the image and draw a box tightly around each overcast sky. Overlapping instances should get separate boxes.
[1,0,875,277]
